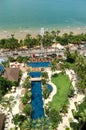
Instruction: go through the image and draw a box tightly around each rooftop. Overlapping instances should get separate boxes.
[0,113,5,130]
[4,68,20,82]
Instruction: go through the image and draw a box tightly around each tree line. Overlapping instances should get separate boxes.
[0,31,86,50]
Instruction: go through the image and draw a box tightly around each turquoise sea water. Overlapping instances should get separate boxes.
[0,0,86,31]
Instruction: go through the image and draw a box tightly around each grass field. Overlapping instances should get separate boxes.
[49,72,71,111]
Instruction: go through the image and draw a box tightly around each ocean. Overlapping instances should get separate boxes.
[0,0,86,32]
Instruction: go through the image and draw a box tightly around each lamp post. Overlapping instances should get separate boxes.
[40,28,44,57]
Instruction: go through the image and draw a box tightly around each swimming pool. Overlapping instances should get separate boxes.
[31,81,44,119]
[29,72,41,78]
[0,66,3,74]
[47,84,53,92]
[27,62,50,68]
[29,72,53,119]
[0,59,5,63]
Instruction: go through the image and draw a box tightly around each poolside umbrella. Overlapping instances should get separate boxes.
[21,88,28,96]
[19,103,25,112]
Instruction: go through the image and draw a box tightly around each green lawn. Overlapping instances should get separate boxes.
[49,73,71,111]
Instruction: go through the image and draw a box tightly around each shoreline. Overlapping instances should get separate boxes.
[0,27,86,40]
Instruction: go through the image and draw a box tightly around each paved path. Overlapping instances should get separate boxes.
[4,72,28,130]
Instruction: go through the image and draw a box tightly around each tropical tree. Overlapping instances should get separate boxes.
[0,96,16,118]
[43,84,51,99]
[21,91,32,104]
[12,114,26,127]
[16,56,23,63]
[64,47,77,63]
[48,108,62,128]
[23,77,31,89]
[0,76,13,97]
[24,34,31,47]
[50,59,57,72]
[32,117,53,130]
[22,56,28,65]
[23,104,32,116]
[20,117,32,130]
[71,97,86,130]
[41,72,48,80]
[8,56,15,62]
[2,61,9,68]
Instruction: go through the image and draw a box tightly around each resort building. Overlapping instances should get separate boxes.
[4,68,20,82]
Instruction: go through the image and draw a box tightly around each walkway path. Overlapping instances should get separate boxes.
[57,69,85,130]
[4,72,28,130]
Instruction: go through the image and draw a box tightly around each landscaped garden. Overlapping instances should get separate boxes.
[50,72,71,111]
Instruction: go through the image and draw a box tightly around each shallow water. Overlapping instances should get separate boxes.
[0,0,86,31]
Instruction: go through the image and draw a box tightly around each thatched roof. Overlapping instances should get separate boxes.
[4,68,20,82]
[0,113,5,130]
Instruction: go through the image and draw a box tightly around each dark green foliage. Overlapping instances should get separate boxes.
[18,70,22,83]
[16,56,28,63]
[16,56,23,63]
[41,72,48,79]
[68,86,75,98]
[70,122,78,130]
[23,104,32,116]
[8,56,15,62]
[1,61,9,68]
[48,109,62,128]
[0,76,12,96]
[65,47,77,63]
[50,60,57,72]
[13,114,26,126]
[21,91,32,104]
[74,55,86,92]
[20,117,53,130]
[0,38,20,49]
[41,79,46,85]
[71,97,86,130]
[23,77,31,89]
[24,34,37,48]
[0,31,86,50]
[43,84,51,99]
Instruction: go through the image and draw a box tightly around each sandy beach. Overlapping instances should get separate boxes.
[0,27,86,40]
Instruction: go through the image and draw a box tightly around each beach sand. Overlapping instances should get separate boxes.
[0,27,86,40]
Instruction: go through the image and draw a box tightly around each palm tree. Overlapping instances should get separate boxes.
[56,30,60,36]
[23,77,31,89]
[20,117,32,130]
[0,96,16,118]
[51,30,56,40]
[23,104,32,116]
[23,56,28,66]
[50,60,57,72]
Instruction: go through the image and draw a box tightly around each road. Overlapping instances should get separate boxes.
[0,47,86,60]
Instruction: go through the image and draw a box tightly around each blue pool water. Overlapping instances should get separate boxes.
[31,81,44,119]
[29,72,41,78]
[0,66,3,74]
[47,84,53,93]
[28,62,50,68]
